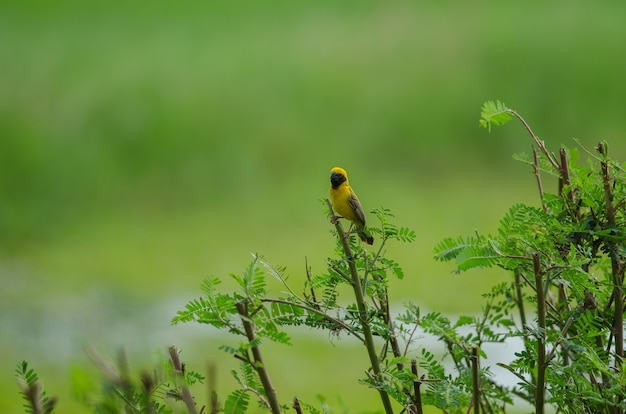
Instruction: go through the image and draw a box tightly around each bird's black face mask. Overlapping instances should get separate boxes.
[330,172,346,189]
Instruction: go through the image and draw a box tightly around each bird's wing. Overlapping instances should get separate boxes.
[348,189,366,226]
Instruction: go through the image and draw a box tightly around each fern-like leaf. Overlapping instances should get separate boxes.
[434,236,471,262]
[396,226,416,243]
[434,233,497,271]
[224,389,249,414]
[479,100,513,132]
[15,361,56,414]
[201,276,221,297]
[455,244,500,271]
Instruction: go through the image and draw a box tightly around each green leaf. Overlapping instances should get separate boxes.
[479,100,513,132]
[15,361,55,414]
[433,236,471,262]
[231,254,267,297]
[434,233,498,271]
[224,389,249,414]
[185,370,205,386]
[201,276,222,297]
[455,245,500,270]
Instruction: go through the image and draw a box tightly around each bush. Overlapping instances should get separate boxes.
[17,102,626,413]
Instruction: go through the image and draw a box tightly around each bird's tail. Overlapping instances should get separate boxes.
[357,227,374,245]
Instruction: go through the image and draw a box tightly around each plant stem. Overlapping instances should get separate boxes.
[327,199,395,414]
[208,363,219,414]
[508,109,559,170]
[411,360,423,414]
[597,142,624,414]
[558,147,573,202]
[533,252,546,414]
[471,345,480,414]
[514,269,528,331]
[597,142,624,361]
[261,298,364,342]
[532,148,547,212]
[293,397,303,414]
[235,300,282,414]
[168,346,198,414]
[304,256,318,304]
[381,285,404,370]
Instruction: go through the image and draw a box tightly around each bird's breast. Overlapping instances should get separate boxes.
[330,185,358,222]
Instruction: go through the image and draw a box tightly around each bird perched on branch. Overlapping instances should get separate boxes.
[329,167,374,245]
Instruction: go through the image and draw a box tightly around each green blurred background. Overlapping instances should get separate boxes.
[2,0,626,412]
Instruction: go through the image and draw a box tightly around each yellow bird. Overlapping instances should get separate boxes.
[329,167,374,245]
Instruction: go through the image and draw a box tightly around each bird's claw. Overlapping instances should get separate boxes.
[330,215,342,224]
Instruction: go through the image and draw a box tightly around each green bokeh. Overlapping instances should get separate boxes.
[2,1,625,412]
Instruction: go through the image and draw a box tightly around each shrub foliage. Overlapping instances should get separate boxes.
[17,102,626,414]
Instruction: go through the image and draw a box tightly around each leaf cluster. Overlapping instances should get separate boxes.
[434,101,626,413]
[15,361,57,414]
[71,347,205,414]
[16,101,626,414]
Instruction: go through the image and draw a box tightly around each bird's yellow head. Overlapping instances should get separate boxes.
[330,167,349,189]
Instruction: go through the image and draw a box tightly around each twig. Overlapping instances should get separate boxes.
[559,147,574,202]
[515,267,560,318]
[597,142,624,414]
[141,371,156,414]
[597,142,624,358]
[304,257,318,304]
[326,198,395,414]
[20,381,58,414]
[328,262,353,283]
[260,298,364,342]
[293,396,303,414]
[557,280,571,367]
[532,148,547,212]
[471,345,480,414]
[207,363,219,414]
[514,269,528,333]
[403,321,420,358]
[242,384,271,409]
[382,285,404,371]
[168,346,198,414]
[533,252,546,414]
[411,360,423,414]
[235,300,282,414]
[507,109,560,170]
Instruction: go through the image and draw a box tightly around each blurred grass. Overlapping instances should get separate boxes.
[2,0,626,412]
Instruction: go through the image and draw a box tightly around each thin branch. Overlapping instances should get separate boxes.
[410,360,423,414]
[260,298,364,342]
[304,257,318,304]
[235,300,282,414]
[233,353,251,364]
[597,141,624,414]
[559,147,574,203]
[207,364,219,414]
[293,397,303,414]
[507,109,560,169]
[21,381,58,414]
[471,345,480,414]
[403,322,421,358]
[514,269,528,333]
[382,285,404,370]
[533,148,547,212]
[326,198,395,414]
[514,267,561,319]
[533,252,546,414]
[168,346,198,414]
[328,262,352,283]
[242,384,271,410]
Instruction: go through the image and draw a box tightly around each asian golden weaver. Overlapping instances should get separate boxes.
[329,167,374,245]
